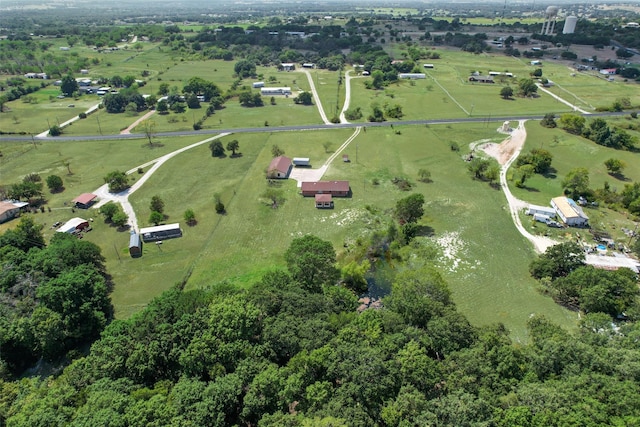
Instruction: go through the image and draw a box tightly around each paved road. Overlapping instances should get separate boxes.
[5,111,630,143]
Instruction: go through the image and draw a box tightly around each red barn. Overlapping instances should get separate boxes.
[301,181,350,197]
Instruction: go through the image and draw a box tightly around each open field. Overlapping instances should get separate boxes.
[1,123,577,339]
[311,69,343,120]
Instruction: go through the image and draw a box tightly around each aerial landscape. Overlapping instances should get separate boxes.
[2,0,640,424]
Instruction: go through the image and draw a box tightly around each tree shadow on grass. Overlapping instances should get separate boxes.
[417,225,435,237]
[610,172,631,182]
[518,185,540,193]
[230,153,243,158]
[542,167,557,179]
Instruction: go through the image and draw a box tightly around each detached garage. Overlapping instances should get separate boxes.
[56,217,90,234]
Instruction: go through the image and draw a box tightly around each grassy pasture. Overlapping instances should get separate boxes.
[1,123,576,339]
[311,69,343,120]
[542,70,640,112]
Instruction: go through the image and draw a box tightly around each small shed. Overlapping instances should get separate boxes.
[280,63,295,71]
[302,63,315,68]
[72,193,97,209]
[252,81,265,88]
[315,194,333,209]
[342,154,350,163]
[129,232,143,258]
[293,157,311,167]
[267,156,292,179]
[56,217,89,234]
[423,64,434,69]
[129,231,142,258]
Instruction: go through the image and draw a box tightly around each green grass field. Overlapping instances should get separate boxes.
[2,123,578,340]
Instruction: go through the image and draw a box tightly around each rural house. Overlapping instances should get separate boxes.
[468,75,494,83]
[267,156,292,179]
[551,197,589,227]
[261,87,292,96]
[0,201,21,223]
[398,73,426,79]
[56,217,90,234]
[301,181,350,197]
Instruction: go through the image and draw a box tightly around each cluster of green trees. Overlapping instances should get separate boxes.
[530,242,639,316]
[98,202,129,228]
[2,229,640,425]
[549,114,637,151]
[0,217,113,377]
[209,139,240,158]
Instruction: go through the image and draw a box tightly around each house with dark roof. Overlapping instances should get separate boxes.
[301,181,350,197]
[72,193,98,209]
[267,156,292,179]
[468,75,494,83]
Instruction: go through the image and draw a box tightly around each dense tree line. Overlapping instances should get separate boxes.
[1,228,640,425]
[0,217,113,376]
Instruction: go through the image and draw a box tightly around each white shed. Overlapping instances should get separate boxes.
[292,157,310,166]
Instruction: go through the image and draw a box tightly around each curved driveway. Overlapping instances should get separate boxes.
[93,133,229,231]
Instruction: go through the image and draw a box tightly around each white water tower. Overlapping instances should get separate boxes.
[541,6,559,35]
[563,16,578,34]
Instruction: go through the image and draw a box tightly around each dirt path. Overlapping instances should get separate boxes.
[480,120,558,253]
[93,133,230,231]
[536,84,592,114]
[339,70,364,124]
[299,68,332,125]
[288,68,363,184]
[36,103,101,138]
[121,109,157,134]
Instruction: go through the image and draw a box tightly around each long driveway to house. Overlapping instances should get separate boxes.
[481,120,558,253]
[93,133,230,232]
[299,68,332,125]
